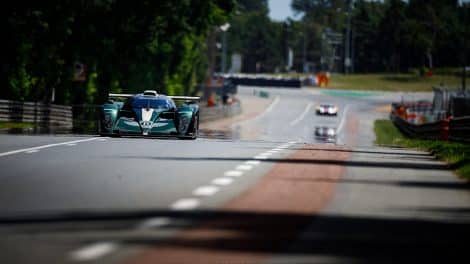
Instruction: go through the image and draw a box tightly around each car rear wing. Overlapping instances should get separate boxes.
[108,93,200,102]
[168,96,200,101]
[109,93,134,98]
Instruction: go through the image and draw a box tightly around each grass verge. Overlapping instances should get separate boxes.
[374,119,470,180]
[0,121,36,129]
[329,74,465,92]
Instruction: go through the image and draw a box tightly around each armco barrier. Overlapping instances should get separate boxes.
[0,99,72,128]
[449,116,470,142]
[391,109,470,143]
[390,112,441,140]
[0,98,243,133]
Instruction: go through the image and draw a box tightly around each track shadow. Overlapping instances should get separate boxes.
[241,146,434,157]
[1,209,469,263]
[118,156,452,171]
[279,177,470,190]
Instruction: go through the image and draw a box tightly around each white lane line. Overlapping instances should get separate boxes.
[288,141,297,144]
[254,155,268,160]
[212,177,233,186]
[267,150,279,153]
[234,95,281,128]
[0,137,99,157]
[336,104,351,134]
[66,143,77,146]
[224,170,244,177]
[69,242,117,262]
[192,185,220,196]
[171,198,200,210]
[245,160,260,165]
[289,103,314,126]
[137,217,171,229]
[97,138,107,141]
[254,95,280,121]
[26,150,39,154]
[272,148,283,151]
[259,152,273,156]
[235,165,252,171]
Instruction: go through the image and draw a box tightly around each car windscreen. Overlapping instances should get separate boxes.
[132,98,173,110]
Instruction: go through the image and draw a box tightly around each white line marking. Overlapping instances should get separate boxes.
[254,155,268,160]
[224,170,244,177]
[289,103,314,126]
[0,137,99,157]
[192,186,220,196]
[97,138,107,141]
[234,95,281,128]
[245,160,260,165]
[212,177,233,186]
[259,152,273,156]
[255,95,280,120]
[267,150,279,153]
[235,165,252,171]
[69,242,117,262]
[137,217,171,229]
[170,198,200,210]
[66,143,77,146]
[272,148,283,151]
[336,104,351,134]
[26,150,39,154]
[288,141,297,144]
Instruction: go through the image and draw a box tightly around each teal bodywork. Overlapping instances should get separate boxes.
[100,94,199,139]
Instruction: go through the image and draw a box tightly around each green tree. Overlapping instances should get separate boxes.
[2,0,234,104]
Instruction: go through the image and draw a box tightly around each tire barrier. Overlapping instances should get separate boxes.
[226,76,301,88]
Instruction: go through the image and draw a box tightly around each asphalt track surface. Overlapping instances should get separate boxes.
[0,87,469,264]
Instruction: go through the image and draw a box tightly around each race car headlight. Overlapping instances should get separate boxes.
[327,128,336,136]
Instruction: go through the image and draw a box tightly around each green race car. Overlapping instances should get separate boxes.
[100,90,200,139]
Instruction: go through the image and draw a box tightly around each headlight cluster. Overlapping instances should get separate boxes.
[327,128,336,136]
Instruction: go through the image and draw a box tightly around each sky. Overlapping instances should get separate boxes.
[268,0,299,22]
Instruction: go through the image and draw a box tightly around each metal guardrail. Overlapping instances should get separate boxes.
[0,98,243,134]
[449,116,470,142]
[391,103,470,143]
[0,99,73,128]
[390,112,442,140]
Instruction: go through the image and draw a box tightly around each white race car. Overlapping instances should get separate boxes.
[316,104,338,116]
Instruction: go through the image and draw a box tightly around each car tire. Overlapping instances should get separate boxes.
[178,113,198,140]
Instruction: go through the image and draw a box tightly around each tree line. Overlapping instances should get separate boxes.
[226,0,469,74]
[2,0,469,105]
[2,0,233,105]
